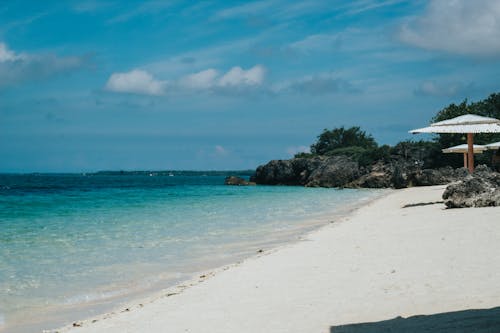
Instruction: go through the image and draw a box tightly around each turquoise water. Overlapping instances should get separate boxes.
[0,174,383,332]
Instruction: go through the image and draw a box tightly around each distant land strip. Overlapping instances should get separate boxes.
[91,170,255,176]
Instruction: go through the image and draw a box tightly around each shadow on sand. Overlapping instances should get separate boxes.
[330,306,500,333]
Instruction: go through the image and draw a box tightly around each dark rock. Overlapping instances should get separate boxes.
[391,165,408,189]
[251,160,296,185]
[473,164,494,177]
[348,160,419,189]
[253,154,471,189]
[252,156,360,187]
[351,171,391,188]
[348,161,392,188]
[443,167,500,208]
[411,169,447,186]
[304,156,360,187]
[410,167,467,187]
[224,176,256,186]
[251,157,325,185]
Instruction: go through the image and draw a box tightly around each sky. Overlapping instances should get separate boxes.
[1,0,500,172]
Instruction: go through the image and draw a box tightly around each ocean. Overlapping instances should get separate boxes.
[0,173,383,332]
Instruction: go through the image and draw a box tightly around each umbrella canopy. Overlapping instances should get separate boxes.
[442,144,487,154]
[409,114,500,172]
[442,144,487,169]
[409,114,500,134]
[485,141,500,150]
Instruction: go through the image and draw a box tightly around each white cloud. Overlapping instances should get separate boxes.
[178,65,265,91]
[105,69,165,96]
[179,68,219,89]
[0,42,25,62]
[218,65,265,87]
[399,0,500,57]
[105,65,265,96]
[214,145,228,156]
[0,42,86,88]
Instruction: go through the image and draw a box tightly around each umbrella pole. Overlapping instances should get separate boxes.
[467,133,474,173]
[463,152,468,168]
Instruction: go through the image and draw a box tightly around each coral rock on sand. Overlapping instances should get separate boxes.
[412,167,469,187]
[443,166,500,208]
[224,176,256,186]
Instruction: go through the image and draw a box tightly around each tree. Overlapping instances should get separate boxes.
[310,126,377,155]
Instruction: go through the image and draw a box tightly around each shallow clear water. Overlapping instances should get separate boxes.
[0,174,383,332]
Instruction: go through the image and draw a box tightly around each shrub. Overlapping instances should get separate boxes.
[310,126,377,155]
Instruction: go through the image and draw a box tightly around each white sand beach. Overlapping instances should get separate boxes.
[57,185,500,333]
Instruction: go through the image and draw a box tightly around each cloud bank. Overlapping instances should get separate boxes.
[0,42,87,88]
[399,0,500,57]
[106,65,265,95]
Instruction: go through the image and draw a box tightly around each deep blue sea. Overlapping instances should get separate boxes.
[0,173,383,332]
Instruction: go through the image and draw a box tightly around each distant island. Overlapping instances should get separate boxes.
[91,170,255,177]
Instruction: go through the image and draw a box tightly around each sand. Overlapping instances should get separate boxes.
[56,185,500,333]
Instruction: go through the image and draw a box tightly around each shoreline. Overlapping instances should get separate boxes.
[3,188,386,333]
[52,185,500,333]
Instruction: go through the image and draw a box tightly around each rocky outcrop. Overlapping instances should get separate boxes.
[442,166,500,208]
[410,167,469,187]
[252,156,469,189]
[304,156,361,187]
[224,176,256,186]
[251,156,361,187]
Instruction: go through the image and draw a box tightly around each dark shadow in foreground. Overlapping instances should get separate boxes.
[330,306,500,333]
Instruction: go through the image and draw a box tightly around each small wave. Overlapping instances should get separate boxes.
[63,289,125,305]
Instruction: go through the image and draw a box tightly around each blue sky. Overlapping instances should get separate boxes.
[2,0,500,172]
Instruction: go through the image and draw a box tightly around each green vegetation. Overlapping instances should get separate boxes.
[296,92,500,169]
[306,126,385,167]
[310,127,377,155]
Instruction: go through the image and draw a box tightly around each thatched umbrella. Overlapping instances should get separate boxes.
[410,114,500,172]
[485,141,500,150]
[442,144,487,168]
